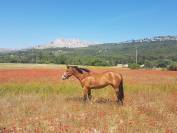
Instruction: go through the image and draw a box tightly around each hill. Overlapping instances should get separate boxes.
[34,38,95,49]
[0,36,177,67]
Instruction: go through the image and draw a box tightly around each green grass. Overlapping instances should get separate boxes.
[0,82,82,97]
[0,63,115,69]
[0,81,176,99]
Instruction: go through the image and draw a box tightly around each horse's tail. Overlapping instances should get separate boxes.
[118,74,124,104]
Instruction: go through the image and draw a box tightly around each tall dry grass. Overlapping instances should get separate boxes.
[0,65,176,133]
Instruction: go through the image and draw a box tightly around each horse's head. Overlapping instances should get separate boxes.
[61,65,77,80]
[61,65,90,80]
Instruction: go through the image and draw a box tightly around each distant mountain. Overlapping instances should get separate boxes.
[1,36,177,51]
[33,35,177,49]
[34,38,95,49]
[0,48,15,53]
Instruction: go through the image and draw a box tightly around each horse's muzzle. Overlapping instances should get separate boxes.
[61,75,67,80]
[61,73,69,80]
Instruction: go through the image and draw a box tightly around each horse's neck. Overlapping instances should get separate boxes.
[73,72,88,82]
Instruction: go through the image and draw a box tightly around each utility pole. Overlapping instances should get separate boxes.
[136,47,138,64]
[35,54,37,64]
[32,48,37,64]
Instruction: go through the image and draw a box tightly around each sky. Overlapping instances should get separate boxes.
[0,0,177,48]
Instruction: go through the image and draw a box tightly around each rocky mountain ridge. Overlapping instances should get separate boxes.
[34,38,95,49]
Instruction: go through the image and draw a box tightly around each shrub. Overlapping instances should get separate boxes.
[128,63,140,69]
[167,63,177,71]
[144,60,154,68]
[156,59,172,68]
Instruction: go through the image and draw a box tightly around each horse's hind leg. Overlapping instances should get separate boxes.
[114,87,123,105]
[115,89,120,102]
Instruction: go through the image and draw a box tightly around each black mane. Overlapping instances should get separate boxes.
[72,66,90,74]
[79,68,90,73]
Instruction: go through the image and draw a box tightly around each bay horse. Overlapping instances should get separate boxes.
[61,65,124,105]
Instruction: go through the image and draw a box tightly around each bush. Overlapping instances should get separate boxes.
[128,63,140,69]
[167,63,177,71]
[90,58,109,66]
[144,60,154,68]
[156,59,172,68]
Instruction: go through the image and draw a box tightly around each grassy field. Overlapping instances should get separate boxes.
[0,64,176,133]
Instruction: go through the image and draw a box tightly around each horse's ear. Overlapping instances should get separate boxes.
[66,65,69,69]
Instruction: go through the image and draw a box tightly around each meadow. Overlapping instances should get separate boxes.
[0,64,176,133]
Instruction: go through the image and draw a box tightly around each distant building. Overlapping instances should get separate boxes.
[140,64,145,68]
[117,64,128,68]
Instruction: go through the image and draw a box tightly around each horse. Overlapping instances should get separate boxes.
[61,65,124,105]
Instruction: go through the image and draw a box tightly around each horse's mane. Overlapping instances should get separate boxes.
[71,66,90,74]
[79,67,90,73]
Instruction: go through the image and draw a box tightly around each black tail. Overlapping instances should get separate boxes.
[118,76,124,105]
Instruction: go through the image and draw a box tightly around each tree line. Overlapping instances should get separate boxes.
[0,40,177,70]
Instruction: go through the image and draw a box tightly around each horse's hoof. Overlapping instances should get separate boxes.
[117,101,123,106]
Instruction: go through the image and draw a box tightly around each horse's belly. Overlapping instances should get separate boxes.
[85,76,111,89]
[90,84,109,89]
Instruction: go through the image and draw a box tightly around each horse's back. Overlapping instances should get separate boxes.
[89,70,122,78]
[101,70,122,79]
[90,70,122,84]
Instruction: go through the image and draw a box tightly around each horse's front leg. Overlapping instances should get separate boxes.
[88,89,92,101]
[83,87,90,102]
